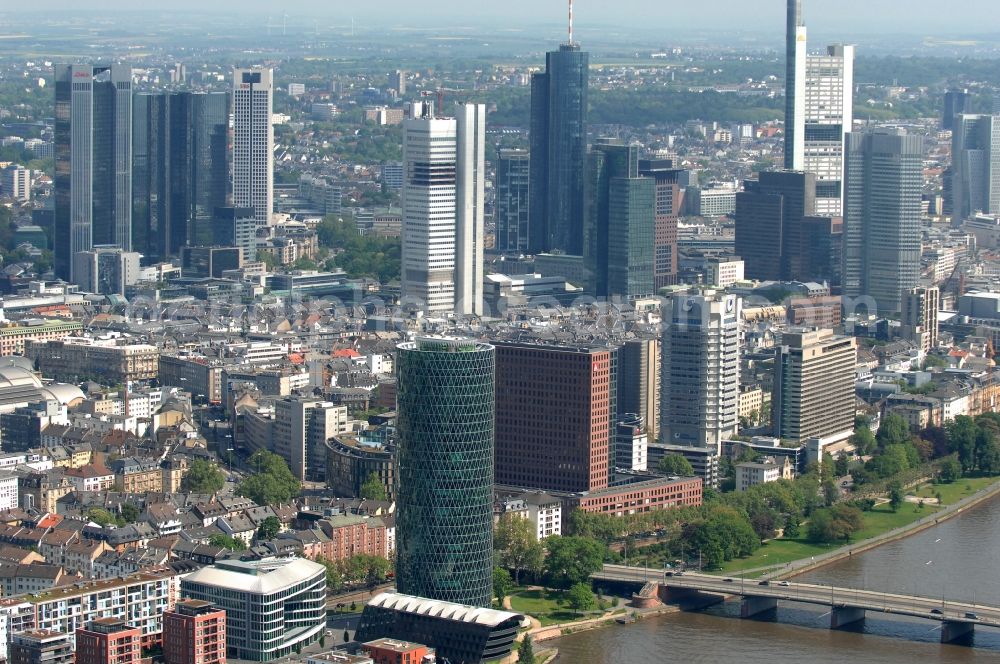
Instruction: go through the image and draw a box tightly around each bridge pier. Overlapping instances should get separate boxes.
[740,595,778,619]
[941,620,974,644]
[830,606,866,630]
[658,585,725,609]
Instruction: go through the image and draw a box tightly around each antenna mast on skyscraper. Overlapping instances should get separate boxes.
[568,0,574,46]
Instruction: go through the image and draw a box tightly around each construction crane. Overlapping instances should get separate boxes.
[942,258,965,300]
[419,88,461,116]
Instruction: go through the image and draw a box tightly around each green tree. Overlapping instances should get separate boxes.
[208,534,247,551]
[888,481,905,512]
[876,414,910,449]
[86,507,117,527]
[822,480,839,506]
[181,459,226,494]
[865,444,912,478]
[495,514,545,584]
[315,556,344,591]
[807,504,864,544]
[975,427,1000,474]
[493,567,514,605]
[683,506,759,568]
[518,635,536,664]
[939,457,963,483]
[783,516,801,538]
[119,503,140,524]
[237,450,301,505]
[834,453,850,478]
[257,516,281,541]
[657,454,695,476]
[948,416,979,473]
[565,582,597,615]
[341,554,391,585]
[359,472,388,501]
[850,426,877,456]
[543,536,606,589]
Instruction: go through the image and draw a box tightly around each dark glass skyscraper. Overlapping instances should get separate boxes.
[395,337,495,608]
[735,171,816,282]
[495,149,530,254]
[133,91,229,261]
[943,89,969,131]
[587,140,654,298]
[54,64,133,282]
[529,44,589,256]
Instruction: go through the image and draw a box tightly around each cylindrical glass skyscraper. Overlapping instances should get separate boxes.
[395,337,495,607]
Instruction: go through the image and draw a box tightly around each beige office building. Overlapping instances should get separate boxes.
[772,328,857,443]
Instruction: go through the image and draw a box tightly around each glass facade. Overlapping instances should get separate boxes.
[54,65,132,282]
[133,91,229,260]
[395,339,495,608]
[528,44,589,256]
[843,130,923,314]
[495,149,530,254]
[180,559,327,662]
[587,142,655,298]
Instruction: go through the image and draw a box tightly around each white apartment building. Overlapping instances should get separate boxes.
[705,258,745,288]
[233,68,274,226]
[522,492,562,541]
[0,566,183,651]
[736,458,794,492]
[0,471,17,511]
[615,415,649,472]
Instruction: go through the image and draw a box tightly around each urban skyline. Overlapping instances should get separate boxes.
[0,1,999,663]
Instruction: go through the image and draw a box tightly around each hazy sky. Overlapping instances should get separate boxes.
[14,1,1000,34]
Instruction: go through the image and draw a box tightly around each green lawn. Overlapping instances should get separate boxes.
[714,503,940,575]
[911,475,1000,505]
[508,589,602,627]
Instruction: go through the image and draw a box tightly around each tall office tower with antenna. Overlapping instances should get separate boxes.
[528,0,589,256]
[785,0,807,171]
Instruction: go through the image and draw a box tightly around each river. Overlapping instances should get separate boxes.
[549,494,1000,662]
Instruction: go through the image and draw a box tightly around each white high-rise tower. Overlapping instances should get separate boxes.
[401,102,485,314]
[784,0,807,171]
[804,44,854,216]
[233,68,274,227]
[455,103,486,316]
[661,289,741,453]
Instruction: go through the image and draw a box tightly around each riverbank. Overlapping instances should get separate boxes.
[529,603,680,643]
[705,475,1000,577]
[774,475,1000,579]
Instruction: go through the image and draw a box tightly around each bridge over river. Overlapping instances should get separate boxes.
[595,563,1000,644]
